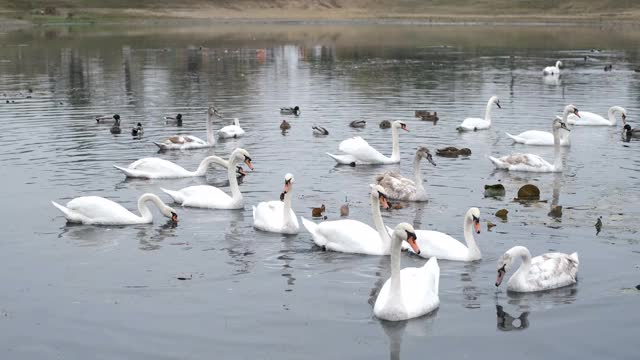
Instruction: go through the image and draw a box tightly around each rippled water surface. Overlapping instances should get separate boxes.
[1,24,639,359]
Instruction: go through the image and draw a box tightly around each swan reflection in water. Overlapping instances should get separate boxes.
[57,219,177,250]
[496,305,530,331]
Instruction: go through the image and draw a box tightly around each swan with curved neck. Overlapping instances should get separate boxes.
[301,184,400,255]
[489,111,573,172]
[160,149,253,209]
[495,246,579,292]
[114,154,227,179]
[154,106,220,150]
[567,105,626,126]
[52,193,178,225]
[373,223,440,321]
[375,147,436,201]
[327,120,409,165]
[543,60,562,76]
[218,118,245,139]
[456,95,501,131]
[506,104,577,146]
[252,173,300,234]
[406,207,482,261]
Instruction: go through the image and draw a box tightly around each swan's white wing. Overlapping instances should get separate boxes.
[338,136,386,163]
[490,153,553,172]
[458,117,489,131]
[376,171,417,200]
[542,66,559,75]
[64,196,138,223]
[164,185,234,209]
[413,230,470,261]
[506,130,554,145]
[567,111,608,125]
[218,125,245,138]
[253,201,298,234]
[315,219,385,255]
[127,158,187,174]
[512,253,579,291]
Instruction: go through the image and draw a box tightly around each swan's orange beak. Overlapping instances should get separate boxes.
[474,219,481,234]
[400,123,409,132]
[406,231,420,254]
[574,110,581,118]
[379,194,389,209]
[171,212,178,222]
[244,157,254,170]
[495,267,506,287]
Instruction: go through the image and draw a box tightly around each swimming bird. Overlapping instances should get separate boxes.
[96,114,119,123]
[218,118,245,139]
[456,95,501,131]
[543,60,562,76]
[375,146,436,201]
[312,125,329,135]
[505,104,577,146]
[435,147,472,157]
[154,106,219,150]
[495,246,579,292]
[52,193,177,225]
[114,154,227,179]
[340,197,349,217]
[327,120,409,165]
[379,120,391,129]
[164,113,183,126]
[280,106,300,116]
[110,118,121,134]
[567,106,626,126]
[350,120,366,128]
[131,122,143,136]
[623,124,640,140]
[160,149,253,210]
[280,120,291,130]
[311,204,326,218]
[373,223,439,321]
[604,64,613,72]
[253,173,299,234]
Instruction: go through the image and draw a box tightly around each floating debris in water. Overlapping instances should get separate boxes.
[516,184,540,201]
[548,205,563,218]
[495,208,508,220]
[487,220,496,231]
[595,216,603,235]
[176,274,192,281]
[484,184,505,198]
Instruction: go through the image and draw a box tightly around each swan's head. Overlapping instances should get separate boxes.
[495,252,515,287]
[236,166,247,177]
[208,106,220,118]
[556,60,563,68]
[416,146,436,166]
[553,118,571,132]
[233,118,240,126]
[611,106,627,121]
[565,104,580,118]
[370,184,390,210]
[490,96,501,109]
[466,207,481,234]
[231,148,253,170]
[161,205,178,223]
[280,173,294,201]
[392,120,409,132]
[392,223,420,254]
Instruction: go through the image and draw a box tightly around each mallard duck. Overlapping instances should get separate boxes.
[131,122,143,136]
[110,118,121,134]
[350,120,366,128]
[280,106,300,116]
[311,204,326,217]
[379,120,391,129]
[280,120,291,130]
[312,125,329,135]
[96,114,119,124]
[164,113,183,126]
[436,147,472,157]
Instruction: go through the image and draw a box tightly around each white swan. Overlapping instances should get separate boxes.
[456,96,501,131]
[253,173,300,234]
[407,207,482,261]
[160,149,253,209]
[301,185,411,255]
[489,116,569,172]
[327,120,409,165]
[567,106,626,126]
[495,246,579,292]
[218,118,245,139]
[543,60,562,76]
[114,155,226,179]
[51,193,177,225]
[505,104,577,146]
[374,223,439,321]
[375,147,436,202]
[154,106,219,150]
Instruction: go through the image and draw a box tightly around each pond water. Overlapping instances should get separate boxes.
[0,24,639,359]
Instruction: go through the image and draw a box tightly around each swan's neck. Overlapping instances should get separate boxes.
[412,155,425,195]
[234,118,240,127]
[206,111,216,145]
[137,193,166,222]
[555,61,561,68]
[371,194,388,251]
[227,159,242,202]
[195,156,226,176]
[390,126,400,162]
[463,216,480,258]
[283,189,293,224]
[484,100,493,123]
[608,107,619,125]
[389,237,403,302]
[511,246,532,279]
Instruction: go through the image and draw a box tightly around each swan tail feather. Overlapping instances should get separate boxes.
[505,132,519,142]
[488,156,502,167]
[51,201,79,222]
[326,152,356,165]
[160,188,184,204]
[153,142,168,149]
[570,252,579,265]
[113,165,142,178]
[301,216,326,246]
[252,205,257,221]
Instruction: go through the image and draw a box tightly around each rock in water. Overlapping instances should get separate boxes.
[484,184,505,198]
[517,184,540,201]
[495,209,508,220]
[548,205,562,218]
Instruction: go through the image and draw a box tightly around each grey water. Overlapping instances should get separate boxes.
[0,24,639,359]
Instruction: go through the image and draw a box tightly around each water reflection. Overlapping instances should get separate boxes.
[496,304,530,331]
[506,285,578,307]
[461,261,483,309]
[221,211,255,275]
[138,219,178,251]
[57,223,120,248]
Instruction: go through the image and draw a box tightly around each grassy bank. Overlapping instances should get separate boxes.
[1,0,640,25]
